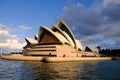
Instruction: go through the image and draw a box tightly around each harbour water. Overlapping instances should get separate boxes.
[0,59,120,80]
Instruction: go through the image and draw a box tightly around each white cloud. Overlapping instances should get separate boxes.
[0,23,10,31]
[18,25,32,31]
[103,0,120,7]
[0,23,26,53]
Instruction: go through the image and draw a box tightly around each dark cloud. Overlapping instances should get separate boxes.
[60,1,120,48]
[61,2,105,36]
[101,2,120,22]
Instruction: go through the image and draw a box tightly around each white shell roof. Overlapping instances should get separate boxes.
[51,25,71,45]
[25,38,38,44]
[85,46,98,53]
[75,39,83,50]
[34,34,38,40]
[57,20,77,48]
[90,47,99,53]
[54,32,70,44]
[38,26,68,44]
[62,31,75,48]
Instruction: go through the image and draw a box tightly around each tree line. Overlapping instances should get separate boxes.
[97,47,120,57]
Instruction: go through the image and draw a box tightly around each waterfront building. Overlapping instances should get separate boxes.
[23,20,99,57]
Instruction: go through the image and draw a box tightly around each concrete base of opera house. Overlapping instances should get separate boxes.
[0,54,113,62]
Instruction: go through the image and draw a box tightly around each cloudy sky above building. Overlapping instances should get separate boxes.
[0,0,120,52]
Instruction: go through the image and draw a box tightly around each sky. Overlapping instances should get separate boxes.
[0,0,120,53]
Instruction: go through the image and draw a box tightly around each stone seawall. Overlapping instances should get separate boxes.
[47,57,112,62]
[1,54,112,62]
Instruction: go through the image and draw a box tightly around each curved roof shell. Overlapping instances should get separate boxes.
[38,26,70,44]
[75,39,83,51]
[34,34,38,40]
[85,46,98,53]
[25,38,38,45]
[57,20,77,48]
[38,26,60,44]
[51,25,71,46]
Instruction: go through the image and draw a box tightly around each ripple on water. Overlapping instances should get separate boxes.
[0,59,120,80]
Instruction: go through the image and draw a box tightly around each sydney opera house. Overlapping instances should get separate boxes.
[22,20,99,57]
[1,20,112,62]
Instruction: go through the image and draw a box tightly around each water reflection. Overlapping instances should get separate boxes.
[20,62,80,80]
[17,61,102,80]
[0,60,120,80]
